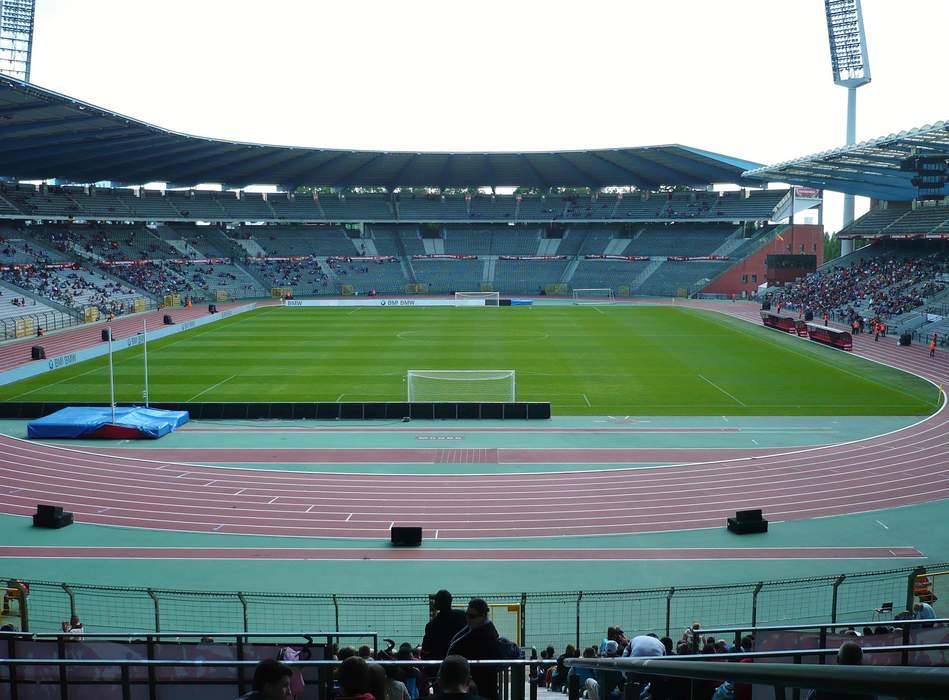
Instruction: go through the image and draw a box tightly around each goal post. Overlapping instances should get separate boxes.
[572,288,615,305]
[407,370,516,402]
[454,291,500,307]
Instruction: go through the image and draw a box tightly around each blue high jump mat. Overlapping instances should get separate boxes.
[27,406,189,440]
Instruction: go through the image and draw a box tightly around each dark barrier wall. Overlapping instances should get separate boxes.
[0,402,551,420]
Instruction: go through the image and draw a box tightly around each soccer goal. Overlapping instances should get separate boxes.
[572,288,615,305]
[406,370,516,402]
[454,291,500,307]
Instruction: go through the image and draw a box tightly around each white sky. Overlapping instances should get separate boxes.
[26,0,949,233]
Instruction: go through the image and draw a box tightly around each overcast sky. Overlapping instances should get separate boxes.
[26,0,949,232]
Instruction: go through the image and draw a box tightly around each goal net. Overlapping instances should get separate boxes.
[572,288,615,305]
[454,291,500,307]
[407,370,516,402]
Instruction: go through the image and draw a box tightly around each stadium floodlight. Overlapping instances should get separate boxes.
[824,0,871,254]
[454,291,500,307]
[0,0,34,82]
[406,370,516,402]
[572,288,615,305]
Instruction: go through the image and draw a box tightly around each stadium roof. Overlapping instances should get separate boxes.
[743,121,949,201]
[0,75,763,190]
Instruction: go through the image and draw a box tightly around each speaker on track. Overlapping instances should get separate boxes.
[208,304,217,314]
[33,504,74,529]
[163,314,174,325]
[899,333,912,347]
[31,346,46,360]
[101,328,112,341]
[390,526,422,547]
[727,509,767,534]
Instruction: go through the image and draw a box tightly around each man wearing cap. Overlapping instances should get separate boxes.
[422,590,467,660]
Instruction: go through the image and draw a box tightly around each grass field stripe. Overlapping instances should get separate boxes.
[187,374,239,401]
[698,374,746,406]
[701,309,939,408]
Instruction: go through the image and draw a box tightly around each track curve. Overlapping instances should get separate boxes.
[1,301,947,539]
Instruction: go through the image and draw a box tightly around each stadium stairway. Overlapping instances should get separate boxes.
[629,258,664,292]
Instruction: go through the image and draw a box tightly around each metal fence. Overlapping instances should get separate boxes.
[0,309,81,340]
[5,563,946,651]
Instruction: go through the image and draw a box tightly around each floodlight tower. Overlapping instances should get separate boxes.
[824,0,870,256]
[0,0,34,82]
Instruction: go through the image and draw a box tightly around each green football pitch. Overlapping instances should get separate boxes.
[0,305,939,415]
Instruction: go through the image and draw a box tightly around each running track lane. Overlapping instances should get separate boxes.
[0,301,947,539]
[0,546,923,561]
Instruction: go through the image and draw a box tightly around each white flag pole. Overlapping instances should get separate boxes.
[143,318,150,407]
[107,327,116,423]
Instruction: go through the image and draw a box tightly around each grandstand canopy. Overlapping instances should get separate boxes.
[743,121,949,201]
[0,75,763,190]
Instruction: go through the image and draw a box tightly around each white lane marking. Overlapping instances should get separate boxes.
[876,520,889,530]
[187,374,238,401]
[336,394,345,402]
[752,439,759,445]
[582,393,592,407]
[345,513,352,521]
[592,307,605,315]
[698,375,747,406]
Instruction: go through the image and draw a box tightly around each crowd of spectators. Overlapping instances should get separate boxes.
[0,266,137,318]
[774,253,949,322]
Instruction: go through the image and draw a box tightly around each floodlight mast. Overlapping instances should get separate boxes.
[0,0,34,82]
[825,0,871,256]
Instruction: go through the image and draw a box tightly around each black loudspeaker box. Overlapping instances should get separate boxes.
[899,333,912,347]
[163,314,174,325]
[390,526,423,547]
[727,509,768,535]
[208,304,217,313]
[101,328,111,341]
[33,504,74,529]
[31,346,46,360]
[804,310,814,322]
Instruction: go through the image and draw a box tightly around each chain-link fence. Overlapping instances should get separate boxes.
[5,562,945,650]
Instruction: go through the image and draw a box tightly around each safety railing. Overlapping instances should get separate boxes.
[0,655,555,700]
[0,309,82,340]
[687,617,949,663]
[565,645,949,700]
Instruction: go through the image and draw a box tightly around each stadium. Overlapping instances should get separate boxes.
[0,0,948,698]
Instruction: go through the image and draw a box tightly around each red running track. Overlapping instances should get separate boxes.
[0,301,946,539]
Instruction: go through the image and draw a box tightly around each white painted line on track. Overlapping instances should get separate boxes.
[336,394,345,402]
[582,393,592,407]
[876,519,889,530]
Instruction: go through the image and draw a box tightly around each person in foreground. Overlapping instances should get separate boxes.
[446,598,502,700]
[335,656,377,700]
[806,642,875,700]
[238,659,292,700]
[431,655,490,700]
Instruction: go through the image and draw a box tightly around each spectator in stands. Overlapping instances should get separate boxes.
[913,602,936,620]
[446,598,502,700]
[336,656,375,700]
[430,655,490,700]
[60,614,84,640]
[806,641,874,700]
[422,589,467,660]
[359,645,373,659]
[931,333,938,358]
[237,658,292,700]
[368,663,390,700]
[567,647,599,700]
[550,644,577,692]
